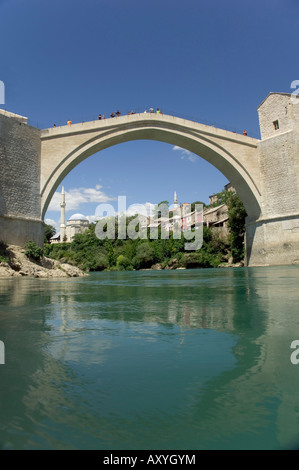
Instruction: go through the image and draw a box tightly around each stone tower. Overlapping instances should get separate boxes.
[245,92,299,265]
[174,191,178,210]
[60,186,66,242]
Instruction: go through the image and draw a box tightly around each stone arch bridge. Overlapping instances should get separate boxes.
[0,92,298,266]
[40,114,260,221]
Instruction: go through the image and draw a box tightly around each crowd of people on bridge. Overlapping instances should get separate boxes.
[55,108,163,127]
[97,107,163,120]
[60,111,249,138]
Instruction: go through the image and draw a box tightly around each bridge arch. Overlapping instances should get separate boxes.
[41,114,261,221]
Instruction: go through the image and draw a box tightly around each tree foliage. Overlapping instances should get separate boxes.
[227,193,247,262]
[43,223,56,243]
[209,189,247,262]
[45,192,246,271]
[25,240,44,260]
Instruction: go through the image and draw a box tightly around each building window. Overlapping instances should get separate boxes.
[273,120,279,130]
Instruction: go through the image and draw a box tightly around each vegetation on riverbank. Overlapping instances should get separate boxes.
[0,242,86,278]
[44,191,246,271]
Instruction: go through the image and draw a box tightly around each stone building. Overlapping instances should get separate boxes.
[203,204,229,238]
[204,204,228,227]
[203,184,236,238]
[257,91,299,140]
[49,232,61,244]
[65,214,90,242]
[50,213,90,243]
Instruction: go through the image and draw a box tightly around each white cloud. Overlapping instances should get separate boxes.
[44,218,59,229]
[173,146,197,163]
[86,215,102,224]
[92,201,156,221]
[48,185,116,212]
[126,202,156,217]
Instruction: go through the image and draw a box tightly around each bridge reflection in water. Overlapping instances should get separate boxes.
[0,267,299,449]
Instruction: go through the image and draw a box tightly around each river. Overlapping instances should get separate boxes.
[0,266,299,450]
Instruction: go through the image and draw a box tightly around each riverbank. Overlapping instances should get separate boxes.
[44,224,242,272]
[0,245,87,278]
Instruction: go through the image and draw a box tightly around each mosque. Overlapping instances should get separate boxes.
[50,187,90,243]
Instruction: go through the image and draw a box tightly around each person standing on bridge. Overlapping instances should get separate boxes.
[243,129,247,136]
[149,107,154,113]
[98,114,102,120]
[67,120,72,126]
[115,110,121,117]
[110,112,115,118]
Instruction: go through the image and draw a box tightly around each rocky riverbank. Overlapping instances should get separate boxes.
[0,245,87,278]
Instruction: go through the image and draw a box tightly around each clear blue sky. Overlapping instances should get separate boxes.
[1,0,298,228]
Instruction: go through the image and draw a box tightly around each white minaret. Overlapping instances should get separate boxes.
[60,186,66,242]
[174,190,178,210]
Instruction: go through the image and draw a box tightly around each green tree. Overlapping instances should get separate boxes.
[205,189,246,262]
[191,200,206,211]
[132,242,155,269]
[43,223,56,243]
[116,254,132,270]
[84,251,108,271]
[153,200,169,220]
[106,240,116,267]
[227,192,247,262]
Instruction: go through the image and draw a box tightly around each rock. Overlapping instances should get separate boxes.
[60,263,85,277]
[151,263,163,270]
[165,258,180,270]
[0,264,16,277]
[40,257,55,269]
[0,245,87,278]
[232,261,244,268]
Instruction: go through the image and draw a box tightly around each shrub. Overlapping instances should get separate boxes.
[182,251,222,269]
[132,243,155,269]
[24,240,44,260]
[116,255,131,270]
[85,253,108,271]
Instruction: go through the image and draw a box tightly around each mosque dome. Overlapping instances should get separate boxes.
[68,213,89,221]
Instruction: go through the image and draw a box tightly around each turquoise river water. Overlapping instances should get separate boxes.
[0,266,299,450]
